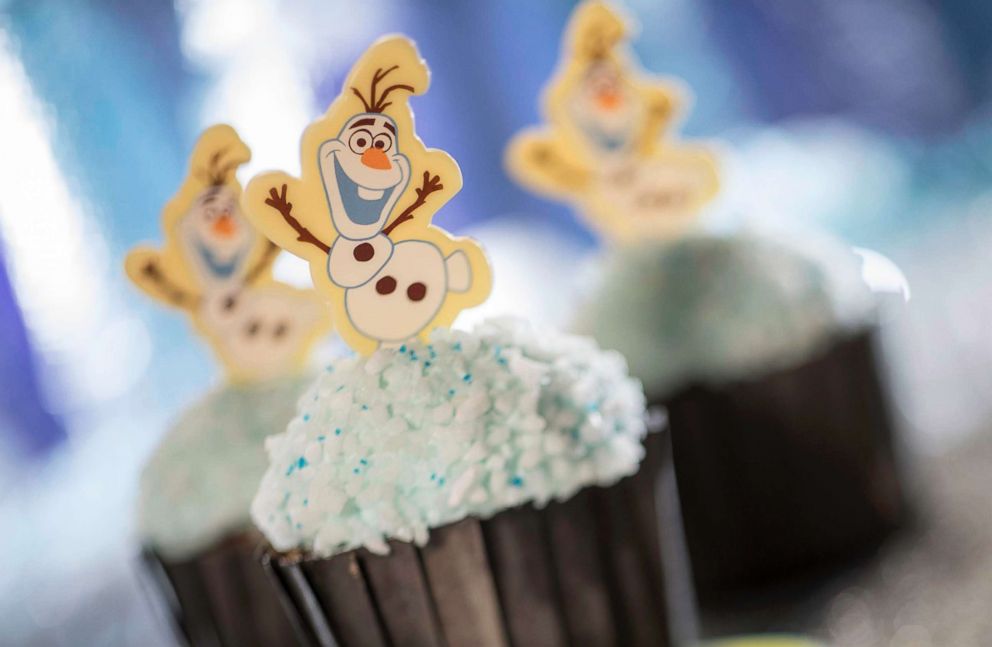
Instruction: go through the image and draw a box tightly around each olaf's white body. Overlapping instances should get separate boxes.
[344,241,471,344]
[317,111,474,346]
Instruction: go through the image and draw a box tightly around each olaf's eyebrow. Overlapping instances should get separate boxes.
[349,118,376,129]
[383,121,395,134]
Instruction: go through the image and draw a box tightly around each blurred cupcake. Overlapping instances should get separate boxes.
[576,231,905,596]
[125,125,330,645]
[507,1,906,599]
[138,377,312,646]
[253,317,692,647]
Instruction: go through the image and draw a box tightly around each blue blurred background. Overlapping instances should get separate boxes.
[1,0,991,644]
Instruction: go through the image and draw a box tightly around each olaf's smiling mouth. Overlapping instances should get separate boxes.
[333,155,395,226]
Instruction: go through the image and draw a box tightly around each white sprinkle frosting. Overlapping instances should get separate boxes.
[250,317,648,557]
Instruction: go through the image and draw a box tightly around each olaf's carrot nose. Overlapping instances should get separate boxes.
[361,147,391,170]
[212,213,237,237]
[596,90,622,111]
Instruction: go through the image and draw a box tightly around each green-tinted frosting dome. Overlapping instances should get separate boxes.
[138,376,310,559]
[575,233,874,398]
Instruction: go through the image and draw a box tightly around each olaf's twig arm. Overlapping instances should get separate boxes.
[383,171,443,236]
[265,184,330,254]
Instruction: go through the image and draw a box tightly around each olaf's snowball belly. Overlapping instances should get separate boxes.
[345,240,469,343]
[597,160,700,220]
[204,286,326,380]
[327,233,394,288]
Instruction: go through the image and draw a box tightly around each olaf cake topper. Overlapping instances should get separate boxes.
[125,125,331,383]
[507,1,720,242]
[243,36,492,356]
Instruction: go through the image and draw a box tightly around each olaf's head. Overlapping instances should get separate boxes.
[318,112,411,240]
[180,184,254,282]
[317,66,416,240]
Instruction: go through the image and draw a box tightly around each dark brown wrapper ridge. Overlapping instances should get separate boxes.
[141,531,307,647]
[263,426,695,647]
[662,328,907,601]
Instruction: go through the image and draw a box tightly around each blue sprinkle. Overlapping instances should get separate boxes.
[295,523,302,529]
[497,357,508,366]
[360,458,368,465]
[325,364,334,373]
[335,428,342,436]
[318,435,326,441]
[453,342,462,351]
[424,360,432,368]
[410,351,418,361]
[430,472,436,481]
[361,404,369,411]
[353,467,360,474]
[303,413,311,422]
[399,344,407,353]
[336,385,345,392]
[438,477,446,486]
[510,476,524,487]
[297,456,308,469]
[462,373,473,383]
[448,388,456,397]
[303,498,309,506]
[285,464,295,476]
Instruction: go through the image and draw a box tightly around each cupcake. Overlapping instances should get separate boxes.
[506,2,906,598]
[236,35,697,645]
[126,125,331,645]
[576,232,904,596]
[254,318,692,646]
[138,377,313,646]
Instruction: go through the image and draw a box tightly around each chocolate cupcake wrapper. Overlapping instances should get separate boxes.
[662,328,906,599]
[142,531,307,647]
[263,428,694,647]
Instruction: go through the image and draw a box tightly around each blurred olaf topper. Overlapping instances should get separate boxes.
[125,125,331,383]
[243,36,492,356]
[506,1,720,242]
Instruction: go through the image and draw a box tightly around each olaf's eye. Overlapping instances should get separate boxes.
[372,132,393,153]
[348,129,372,154]
[593,76,613,93]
